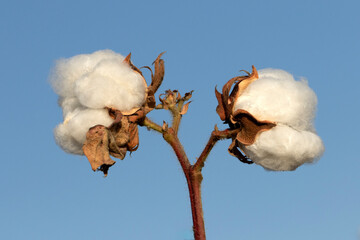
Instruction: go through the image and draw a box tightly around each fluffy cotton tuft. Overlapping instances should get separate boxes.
[50,50,125,98]
[54,123,84,155]
[234,68,317,131]
[54,109,114,154]
[234,68,324,171]
[74,59,146,111]
[58,97,84,119]
[242,124,324,171]
[51,50,146,154]
[50,49,146,111]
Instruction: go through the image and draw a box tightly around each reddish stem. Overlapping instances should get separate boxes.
[194,128,240,172]
[142,117,240,239]
[188,169,206,240]
[163,128,206,240]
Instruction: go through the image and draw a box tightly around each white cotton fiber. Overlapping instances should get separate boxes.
[242,124,325,171]
[50,49,146,112]
[54,123,84,155]
[234,69,318,131]
[75,59,146,111]
[54,109,114,154]
[233,68,324,171]
[58,97,85,119]
[51,49,147,155]
[50,50,125,98]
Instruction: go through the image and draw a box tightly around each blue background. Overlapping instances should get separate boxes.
[1,0,359,239]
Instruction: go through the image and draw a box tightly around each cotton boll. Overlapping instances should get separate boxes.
[65,108,114,144]
[242,124,325,171]
[54,123,84,155]
[54,108,114,154]
[74,59,146,111]
[234,69,318,131]
[50,49,125,98]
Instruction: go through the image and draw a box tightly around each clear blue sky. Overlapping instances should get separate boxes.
[1,0,359,239]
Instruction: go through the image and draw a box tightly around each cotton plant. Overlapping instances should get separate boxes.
[51,50,324,240]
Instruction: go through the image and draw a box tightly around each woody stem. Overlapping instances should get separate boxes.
[193,128,240,172]
[141,117,163,133]
[141,116,240,240]
[162,128,206,240]
[170,107,181,135]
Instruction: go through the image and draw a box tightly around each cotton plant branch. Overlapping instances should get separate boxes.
[193,127,241,172]
[142,100,207,240]
[140,117,162,133]
[141,90,241,240]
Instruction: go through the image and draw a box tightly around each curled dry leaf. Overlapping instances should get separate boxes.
[123,53,143,76]
[149,52,165,94]
[83,113,141,176]
[127,122,139,152]
[215,66,258,125]
[120,53,148,116]
[183,90,194,101]
[83,125,116,176]
[228,140,253,164]
[232,109,276,146]
[180,101,192,115]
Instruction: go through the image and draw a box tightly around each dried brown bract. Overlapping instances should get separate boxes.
[82,53,166,176]
[215,66,276,164]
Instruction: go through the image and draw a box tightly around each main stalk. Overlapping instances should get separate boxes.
[163,127,206,240]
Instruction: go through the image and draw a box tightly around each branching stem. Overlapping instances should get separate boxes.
[141,117,163,133]
[162,127,206,240]
[193,127,240,172]
[140,103,238,240]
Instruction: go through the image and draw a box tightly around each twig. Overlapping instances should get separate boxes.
[193,127,240,172]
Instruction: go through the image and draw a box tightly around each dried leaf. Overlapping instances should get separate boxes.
[232,109,276,146]
[127,123,139,152]
[232,66,258,104]
[123,52,143,75]
[215,87,226,121]
[228,139,253,164]
[159,93,166,105]
[180,101,191,115]
[162,121,168,131]
[183,90,194,101]
[149,52,165,94]
[216,66,259,123]
[174,90,181,101]
[108,129,127,159]
[83,125,116,176]
[223,76,246,120]
[109,147,127,160]
[141,66,154,79]
[107,108,123,125]
[146,91,156,109]
[123,53,132,64]
[128,110,145,123]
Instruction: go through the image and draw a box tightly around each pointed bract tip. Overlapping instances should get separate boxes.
[251,65,258,79]
[123,53,132,64]
[162,121,168,131]
[152,51,166,65]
